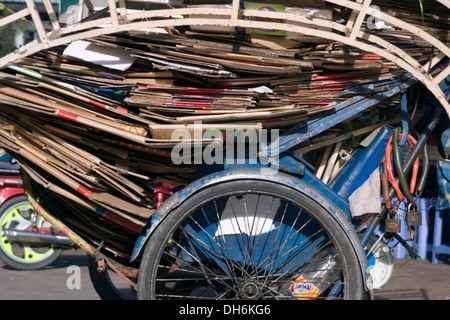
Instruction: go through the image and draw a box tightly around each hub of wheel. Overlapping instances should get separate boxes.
[239,281,259,299]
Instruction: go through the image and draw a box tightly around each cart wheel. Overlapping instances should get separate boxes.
[137,180,366,300]
[88,255,137,300]
[0,195,62,270]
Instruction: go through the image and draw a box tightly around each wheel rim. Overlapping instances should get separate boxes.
[152,191,350,300]
[0,203,55,263]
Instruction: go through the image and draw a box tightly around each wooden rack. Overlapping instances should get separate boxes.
[0,0,449,116]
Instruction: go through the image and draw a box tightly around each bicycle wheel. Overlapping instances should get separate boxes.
[137,180,366,300]
[0,195,62,270]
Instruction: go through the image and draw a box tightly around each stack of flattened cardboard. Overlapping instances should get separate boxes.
[0,0,446,258]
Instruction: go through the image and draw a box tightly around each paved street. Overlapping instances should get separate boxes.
[374,257,450,300]
[0,248,449,300]
[0,249,100,300]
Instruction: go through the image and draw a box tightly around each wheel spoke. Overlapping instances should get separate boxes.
[158,228,236,292]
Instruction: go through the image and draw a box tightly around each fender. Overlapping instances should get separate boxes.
[131,168,372,293]
[0,187,24,205]
[0,176,24,205]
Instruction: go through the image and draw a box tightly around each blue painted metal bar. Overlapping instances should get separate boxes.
[261,74,417,157]
[336,78,401,97]
[328,125,392,199]
[417,197,430,259]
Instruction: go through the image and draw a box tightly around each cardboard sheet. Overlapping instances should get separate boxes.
[63,40,136,71]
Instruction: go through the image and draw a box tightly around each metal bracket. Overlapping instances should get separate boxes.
[97,257,106,273]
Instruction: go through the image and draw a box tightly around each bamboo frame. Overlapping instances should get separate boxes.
[0,0,448,116]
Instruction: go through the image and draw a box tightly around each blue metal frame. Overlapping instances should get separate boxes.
[328,125,392,199]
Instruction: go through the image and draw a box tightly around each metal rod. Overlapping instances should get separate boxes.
[3,228,73,246]
[27,194,98,257]
[26,194,139,286]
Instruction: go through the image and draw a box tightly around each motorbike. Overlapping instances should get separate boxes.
[0,150,73,270]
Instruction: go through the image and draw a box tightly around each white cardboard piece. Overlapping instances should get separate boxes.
[63,40,136,71]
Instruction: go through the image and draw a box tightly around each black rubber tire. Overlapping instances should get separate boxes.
[137,180,366,300]
[0,195,62,270]
[88,255,137,300]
